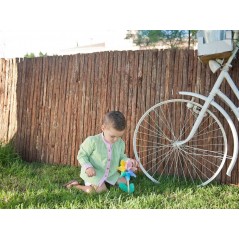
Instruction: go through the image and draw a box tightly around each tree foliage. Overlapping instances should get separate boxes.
[39,51,47,57]
[24,52,35,58]
[126,30,198,49]
[24,52,48,58]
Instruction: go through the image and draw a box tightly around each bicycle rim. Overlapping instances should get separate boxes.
[133,99,228,186]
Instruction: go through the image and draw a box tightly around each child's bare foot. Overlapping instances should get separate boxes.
[63,180,79,189]
[64,180,96,193]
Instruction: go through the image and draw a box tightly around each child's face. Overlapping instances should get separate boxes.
[101,125,125,144]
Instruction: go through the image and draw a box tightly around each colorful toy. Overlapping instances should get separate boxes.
[117,159,136,193]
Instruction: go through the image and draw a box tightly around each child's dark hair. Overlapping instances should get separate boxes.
[103,111,126,131]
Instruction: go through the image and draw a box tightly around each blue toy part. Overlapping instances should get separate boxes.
[120,170,136,181]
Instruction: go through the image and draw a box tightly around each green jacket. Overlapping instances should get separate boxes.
[77,133,128,186]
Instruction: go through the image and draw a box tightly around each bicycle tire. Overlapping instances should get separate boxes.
[133,99,228,186]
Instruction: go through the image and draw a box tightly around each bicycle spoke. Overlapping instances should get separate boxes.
[183,145,225,160]
[182,147,217,174]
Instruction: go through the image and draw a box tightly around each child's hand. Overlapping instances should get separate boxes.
[126,158,139,172]
[86,167,96,177]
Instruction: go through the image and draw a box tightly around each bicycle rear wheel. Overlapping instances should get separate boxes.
[133,99,227,186]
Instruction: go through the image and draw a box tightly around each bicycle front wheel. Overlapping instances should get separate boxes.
[133,99,227,186]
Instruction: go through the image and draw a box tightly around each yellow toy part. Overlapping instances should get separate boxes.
[117,159,126,172]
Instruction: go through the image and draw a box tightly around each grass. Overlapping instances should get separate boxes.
[1,143,239,209]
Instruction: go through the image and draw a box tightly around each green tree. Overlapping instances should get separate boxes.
[24,52,35,58]
[126,30,197,49]
[39,51,47,57]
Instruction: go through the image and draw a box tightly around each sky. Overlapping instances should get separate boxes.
[1,0,238,58]
[0,30,128,57]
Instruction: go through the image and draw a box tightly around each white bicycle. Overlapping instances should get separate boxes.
[133,32,239,186]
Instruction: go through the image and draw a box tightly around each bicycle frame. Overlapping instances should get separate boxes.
[175,43,239,176]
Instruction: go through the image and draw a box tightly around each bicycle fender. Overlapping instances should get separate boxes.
[179,91,239,177]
